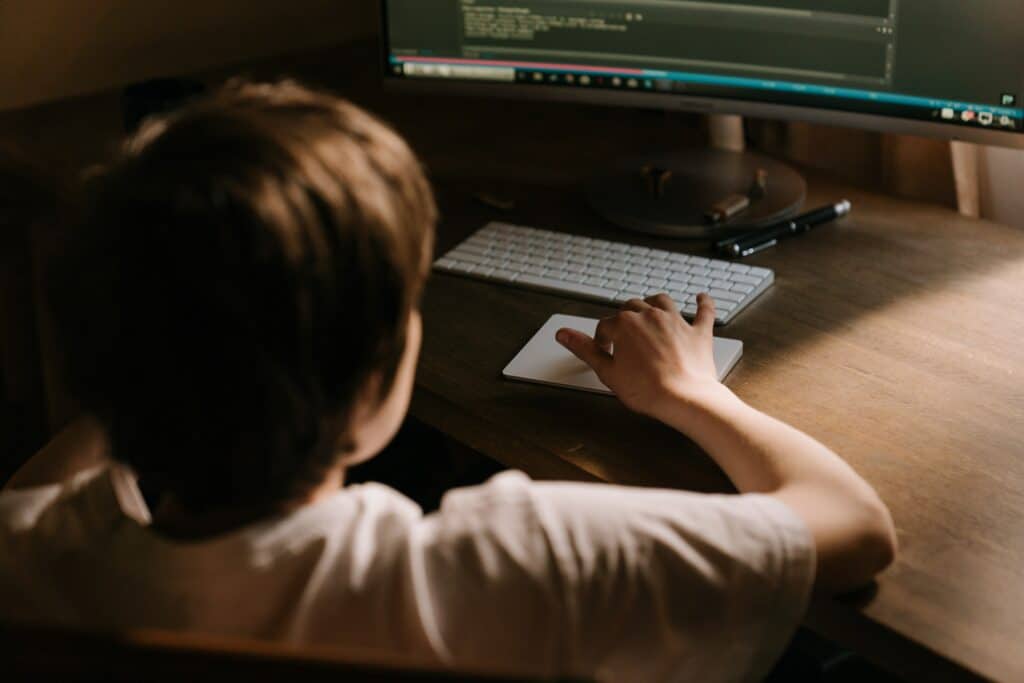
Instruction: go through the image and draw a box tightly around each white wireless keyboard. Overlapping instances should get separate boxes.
[434,222,774,325]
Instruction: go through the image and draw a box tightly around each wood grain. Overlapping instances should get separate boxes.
[1,622,563,682]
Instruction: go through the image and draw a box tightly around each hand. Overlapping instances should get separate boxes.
[556,293,725,421]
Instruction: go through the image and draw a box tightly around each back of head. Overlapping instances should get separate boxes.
[53,81,436,515]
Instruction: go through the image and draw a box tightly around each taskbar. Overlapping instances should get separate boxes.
[389,56,1023,133]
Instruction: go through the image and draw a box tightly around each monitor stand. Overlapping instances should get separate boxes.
[586,147,807,240]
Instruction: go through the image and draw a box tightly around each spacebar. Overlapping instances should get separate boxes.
[515,275,617,302]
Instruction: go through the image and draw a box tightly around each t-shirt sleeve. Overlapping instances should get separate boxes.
[413,471,815,682]
[0,467,109,532]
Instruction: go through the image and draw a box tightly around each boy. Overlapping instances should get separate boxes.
[0,81,895,682]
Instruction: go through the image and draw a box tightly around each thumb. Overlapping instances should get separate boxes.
[557,328,612,375]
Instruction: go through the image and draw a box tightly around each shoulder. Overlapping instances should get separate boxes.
[0,466,112,533]
[417,471,547,555]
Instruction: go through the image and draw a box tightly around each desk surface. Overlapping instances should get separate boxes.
[404,128,1024,681]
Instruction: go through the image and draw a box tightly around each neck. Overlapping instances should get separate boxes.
[150,467,346,540]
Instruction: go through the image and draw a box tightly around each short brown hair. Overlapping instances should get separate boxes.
[53,81,437,513]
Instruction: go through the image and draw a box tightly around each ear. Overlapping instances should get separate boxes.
[337,310,422,470]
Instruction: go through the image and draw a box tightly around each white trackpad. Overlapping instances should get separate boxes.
[502,314,743,395]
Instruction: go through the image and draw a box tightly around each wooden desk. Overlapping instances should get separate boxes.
[408,151,1024,681]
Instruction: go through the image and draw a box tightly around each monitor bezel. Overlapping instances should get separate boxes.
[378,2,1024,151]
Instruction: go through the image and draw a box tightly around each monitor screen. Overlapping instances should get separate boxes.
[382,1,1024,140]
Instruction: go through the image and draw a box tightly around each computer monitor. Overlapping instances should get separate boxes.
[381,1,1024,235]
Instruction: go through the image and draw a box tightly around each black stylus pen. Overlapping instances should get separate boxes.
[716,200,852,258]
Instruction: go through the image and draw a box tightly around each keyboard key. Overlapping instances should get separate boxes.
[488,268,518,281]
[730,283,755,294]
[748,267,772,278]
[687,267,710,277]
[690,276,712,287]
[517,275,618,301]
[730,274,763,286]
[583,276,608,287]
[727,263,751,274]
[710,289,744,303]
[450,250,488,265]
[459,242,490,255]
[712,300,737,312]
[711,279,733,290]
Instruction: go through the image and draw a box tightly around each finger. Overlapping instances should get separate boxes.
[556,328,612,374]
[693,293,716,333]
[594,317,618,354]
[645,293,677,313]
[622,298,650,313]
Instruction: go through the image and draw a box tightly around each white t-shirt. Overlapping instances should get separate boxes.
[0,466,814,682]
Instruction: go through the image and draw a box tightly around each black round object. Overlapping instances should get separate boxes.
[586,149,807,239]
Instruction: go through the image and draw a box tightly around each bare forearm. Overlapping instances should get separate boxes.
[555,293,897,592]
[5,416,110,490]
[659,384,897,593]
[661,383,870,496]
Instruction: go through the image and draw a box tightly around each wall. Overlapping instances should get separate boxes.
[0,1,376,111]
